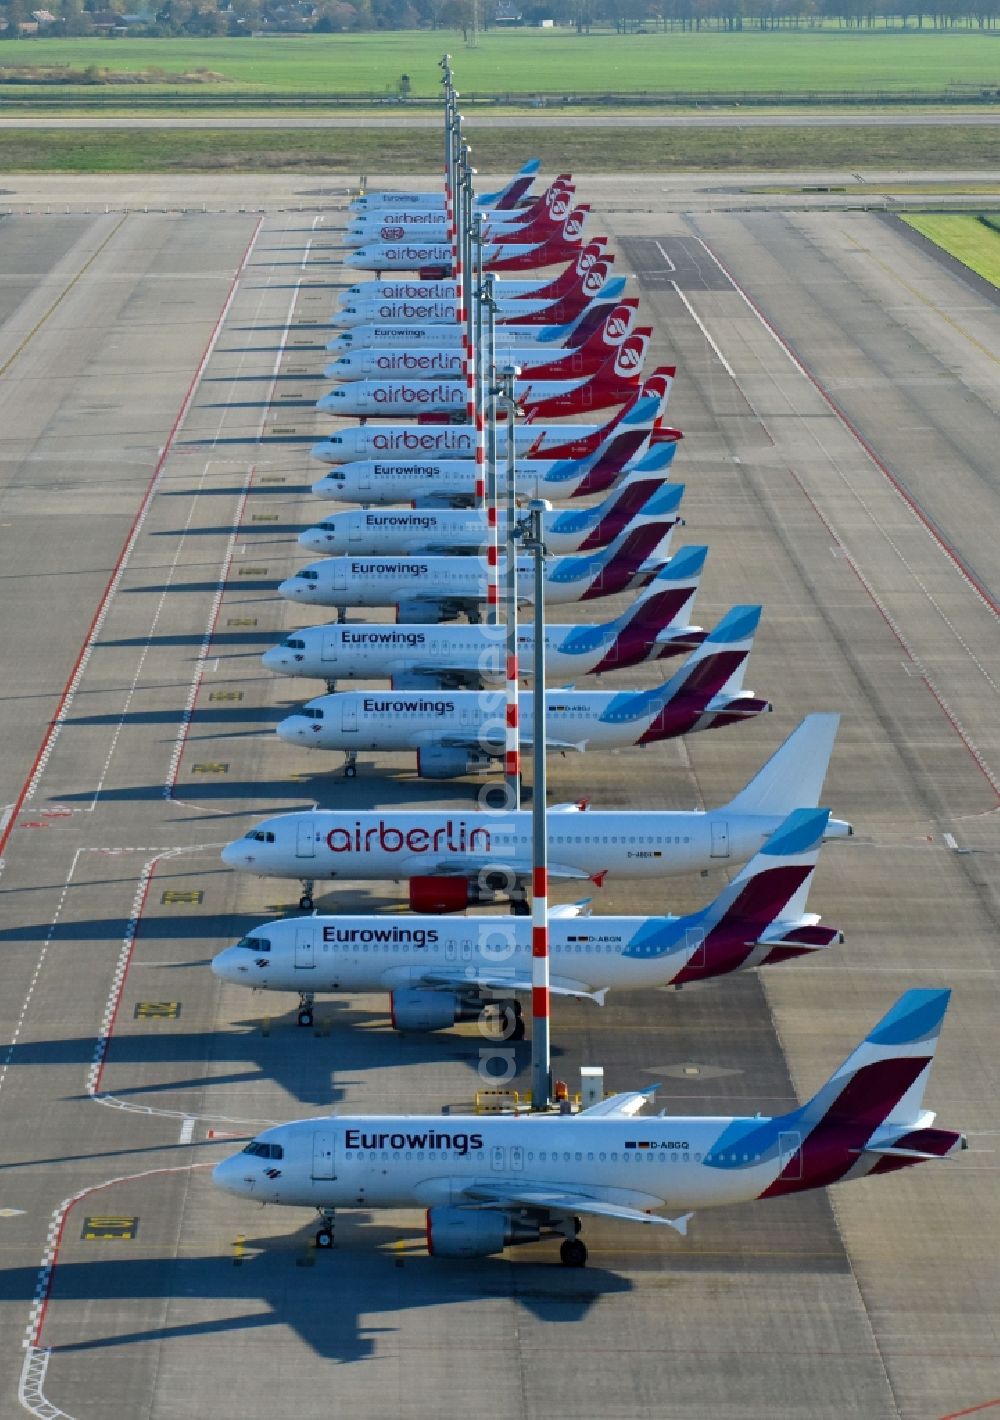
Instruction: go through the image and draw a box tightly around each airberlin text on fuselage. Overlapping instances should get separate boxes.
[372,302,457,320]
[323,819,491,854]
[371,432,475,453]
[370,384,464,406]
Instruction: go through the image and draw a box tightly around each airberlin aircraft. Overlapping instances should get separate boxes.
[299,476,683,558]
[261,545,707,691]
[212,807,841,1032]
[310,376,675,467]
[214,989,962,1267]
[325,291,632,356]
[324,305,641,384]
[343,205,589,275]
[348,159,542,212]
[274,605,768,781]
[341,179,574,247]
[316,335,649,422]
[278,520,678,624]
[336,238,610,318]
[219,713,851,912]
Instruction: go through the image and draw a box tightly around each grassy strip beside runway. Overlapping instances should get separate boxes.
[4,124,1000,173]
[2,32,1000,102]
[903,213,1000,287]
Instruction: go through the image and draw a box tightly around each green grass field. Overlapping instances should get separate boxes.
[0,32,998,101]
[3,124,1000,172]
[903,214,1000,287]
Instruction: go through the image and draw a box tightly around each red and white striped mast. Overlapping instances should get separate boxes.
[524,500,551,1110]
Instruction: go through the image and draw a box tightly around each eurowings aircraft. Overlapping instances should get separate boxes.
[348,159,541,212]
[274,606,767,780]
[219,713,852,911]
[212,807,841,1030]
[342,179,574,247]
[215,990,961,1267]
[277,520,678,622]
[299,476,683,558]
[261,545,707,690]
[325,292,634,355]
[324,304,641,383]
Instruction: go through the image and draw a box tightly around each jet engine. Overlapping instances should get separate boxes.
[389,988,482,1032]
[397,598,447,624]
[425,1207,540,1258]
[416,746,492,780]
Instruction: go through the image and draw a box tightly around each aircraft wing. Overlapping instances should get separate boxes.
[576,1086,658,1119]
[397,854,593,882]
[462,1180,692,1233]
[417,969,605,1003]
[409,662,502,688]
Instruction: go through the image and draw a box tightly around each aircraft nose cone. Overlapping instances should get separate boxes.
[260,648,285,673]
[276,718,306,744]
[210,949,237,982]
[278,578,303,602]
[298,529,331,553]
[220,840,244,869]
[212,1155,247,1197]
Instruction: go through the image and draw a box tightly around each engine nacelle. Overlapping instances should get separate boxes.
[390,987,482,1032]
[425,1206,540,1258]
[417,745,492,780]
[390,988,457,1032]
[397,598,446,624]
[409,875,474,913]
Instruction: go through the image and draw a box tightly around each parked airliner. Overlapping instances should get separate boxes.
[348,159,541,212]
[299,477,683,558]
[214,989,962,1266]
[275,605,767,780]
[261,545,707,690]
[212,806,841,1031]
[278,520,678,623]
[219,713,851,911]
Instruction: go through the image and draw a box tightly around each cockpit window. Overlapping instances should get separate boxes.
[298,570,319,581]
[302,707,324,720]
[244,830,276,843]
[284,638,306,650]
[241,1140,283,1159]
[237,936,269,952]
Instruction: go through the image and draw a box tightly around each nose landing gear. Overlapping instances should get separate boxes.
[299,879,315,912]
[315,1207,336,1249]
[343,752,357,779]
[297,991,315,1028]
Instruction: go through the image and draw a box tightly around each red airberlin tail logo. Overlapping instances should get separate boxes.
[549,194,570,220]
[604,306,632,342]
[582,263,608,295]
[577,244,602,274]
[615,334,647,377]
[563,208,586,239]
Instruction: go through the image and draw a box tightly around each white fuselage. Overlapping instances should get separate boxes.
[310,419,636,464]
[211,910,780,999]
[297,504,644,557]
[310,453,650,507]
[326,321,572,353]
[325,341,605,382]
[317,367,596,419]
[260,617,689,686]
[220,807,789,884]
[213,1112,781,1214]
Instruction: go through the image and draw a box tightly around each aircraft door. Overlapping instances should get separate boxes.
[294,926,315,970]
[359,465,372,492]
[312,1130,337,1179]
[333,562,348,592]
[348,517,362,543]
[295,818,315,858]
[509,1145,524,1173]
[342,700,358,734]
[685,926,706,970]
[778,1131,802,1181]
[710,820,729,859]
[490,1146,505,1172]
[321,629,339,663]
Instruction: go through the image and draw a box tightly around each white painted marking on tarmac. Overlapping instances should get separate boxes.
[178,1117,195,1145]
[943,832,958,850]
[164,467,254,805]
[654,240,675,271]
[0,848,82,1104]
[669,281,738,383]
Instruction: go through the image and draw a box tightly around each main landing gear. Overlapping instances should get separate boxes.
[315,1207,336,1249]
[297,991,315,1029]
[299,879,315,912]
[558,1215,586,1267]
[559,1238,587,1268]
[336,607,348,625]
[325,678,337,694]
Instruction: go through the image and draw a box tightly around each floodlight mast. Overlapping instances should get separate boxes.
[499,365,521,810]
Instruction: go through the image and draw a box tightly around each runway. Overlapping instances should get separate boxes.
[1,110,1000,129]
[0,185,997,1419]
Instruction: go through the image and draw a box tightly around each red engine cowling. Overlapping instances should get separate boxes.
[409,875,471,913]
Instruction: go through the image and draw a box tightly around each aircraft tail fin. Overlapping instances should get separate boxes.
[663,604,761,702]
[726,714,841,818]
[483,159,541,209]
